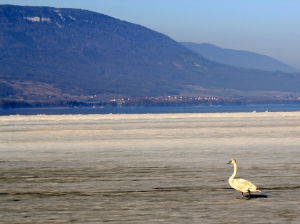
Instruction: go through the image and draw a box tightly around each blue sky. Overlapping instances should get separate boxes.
[1,0,300,69]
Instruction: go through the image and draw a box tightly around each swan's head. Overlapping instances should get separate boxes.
[227,158,236,164]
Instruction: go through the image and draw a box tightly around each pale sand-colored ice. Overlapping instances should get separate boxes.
[1,112,300,223]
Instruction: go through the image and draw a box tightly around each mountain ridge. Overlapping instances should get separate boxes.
[181,42,300,73]
[1,5,300,101]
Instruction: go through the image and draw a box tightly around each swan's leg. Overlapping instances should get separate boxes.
[239,192,244,199]
[246,189,251,200]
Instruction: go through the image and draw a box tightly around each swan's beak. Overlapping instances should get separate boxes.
[227,160,232,164]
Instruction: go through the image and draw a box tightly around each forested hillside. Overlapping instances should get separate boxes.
[1,5,300,101]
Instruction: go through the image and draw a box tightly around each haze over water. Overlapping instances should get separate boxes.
[1,112,300,223]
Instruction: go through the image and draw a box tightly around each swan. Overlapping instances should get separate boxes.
[227,158,261,199]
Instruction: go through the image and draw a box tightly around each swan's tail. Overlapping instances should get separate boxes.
[256,189,268,195]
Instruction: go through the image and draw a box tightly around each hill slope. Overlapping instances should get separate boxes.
[1,5,300,101]
[181,42,300,73]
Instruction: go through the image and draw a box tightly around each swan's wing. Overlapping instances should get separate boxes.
[231,178,259,192]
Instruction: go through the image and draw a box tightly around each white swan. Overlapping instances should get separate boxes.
[227,158,261,199]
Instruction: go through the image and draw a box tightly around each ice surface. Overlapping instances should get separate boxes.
[1,112,300,223]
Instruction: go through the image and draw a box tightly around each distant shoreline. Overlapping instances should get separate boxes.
[1,103,300,116]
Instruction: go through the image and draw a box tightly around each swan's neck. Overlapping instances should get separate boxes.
[229,163,237,181]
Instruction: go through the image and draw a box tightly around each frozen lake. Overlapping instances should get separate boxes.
[1,112,300,223]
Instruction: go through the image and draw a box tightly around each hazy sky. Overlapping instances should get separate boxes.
[1,0,300,69]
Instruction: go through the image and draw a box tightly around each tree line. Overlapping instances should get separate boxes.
[0,100,117,109]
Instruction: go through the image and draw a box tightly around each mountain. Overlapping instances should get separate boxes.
[181,42,300,73]
[1,5,300,101]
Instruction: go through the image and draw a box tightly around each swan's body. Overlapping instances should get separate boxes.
[227,159,261,199]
